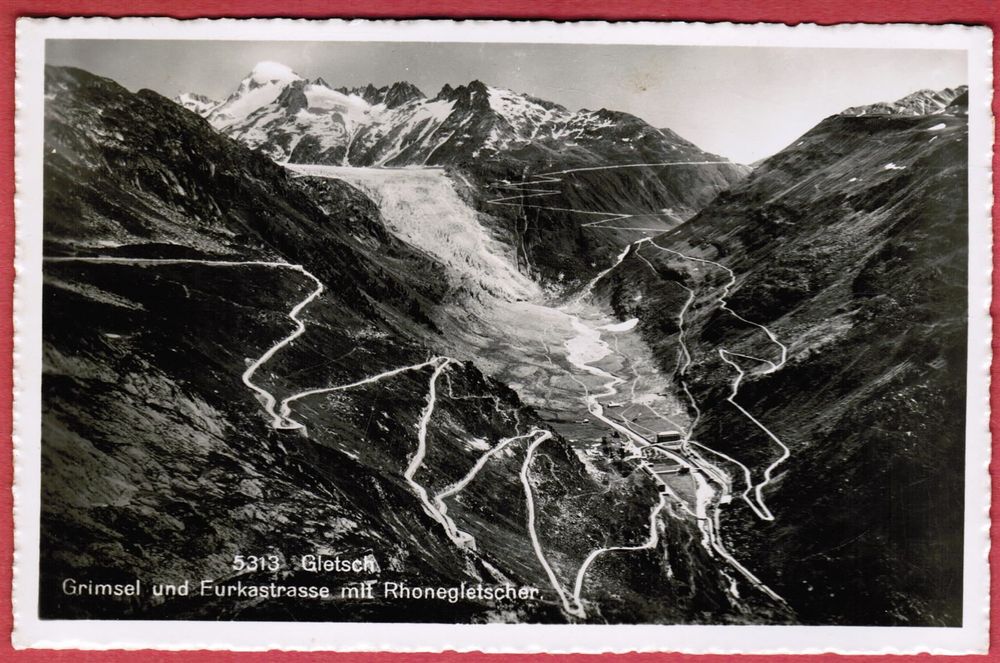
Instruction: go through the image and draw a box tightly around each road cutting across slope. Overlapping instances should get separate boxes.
[44,256,327,429]
[434,427,551,547]
[521,431,584,618]
[487,161,732,232]
[648,238,788,371]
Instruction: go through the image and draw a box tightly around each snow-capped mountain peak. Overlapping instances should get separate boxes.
[206,61,305,130]
[248,60,302,86]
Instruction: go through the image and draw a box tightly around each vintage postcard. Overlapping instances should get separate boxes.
[12,17,993,653]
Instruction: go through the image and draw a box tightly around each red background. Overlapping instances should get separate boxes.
[1,0,996,660]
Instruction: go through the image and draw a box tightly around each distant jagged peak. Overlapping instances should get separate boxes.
[840,85,969,117]
[202,61,307,129]
[434,79,491,104]
[382,81,425,107]
[433,80,569,120]
[174,92,219,116]
[465,79,490,94]
[336,82,380,100]
[335,81,425,108]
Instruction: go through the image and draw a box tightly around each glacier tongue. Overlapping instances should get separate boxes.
[288,165,540,303]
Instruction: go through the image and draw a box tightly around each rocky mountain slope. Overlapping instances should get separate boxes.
[42,65,759,623]
[600,88,969,625]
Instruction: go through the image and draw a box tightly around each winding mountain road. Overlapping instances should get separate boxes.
[49,155,793,619]
[44,256,480,554]
[521,431,585,618]
[557,286,788,608]
[641,239,791,520]
[487,161,733,232]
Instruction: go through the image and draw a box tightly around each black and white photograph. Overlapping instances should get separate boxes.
[12,18,992,653]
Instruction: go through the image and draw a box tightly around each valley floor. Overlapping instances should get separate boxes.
[286,164,794,619]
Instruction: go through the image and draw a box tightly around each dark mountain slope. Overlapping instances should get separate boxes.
[601,97,968,625]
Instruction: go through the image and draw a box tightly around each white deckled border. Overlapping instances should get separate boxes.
[11,16,994,654]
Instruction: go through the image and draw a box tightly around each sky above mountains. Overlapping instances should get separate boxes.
[47,39,966,163]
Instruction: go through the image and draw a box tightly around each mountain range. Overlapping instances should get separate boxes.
[39,58,969,627]
[176,61,743,172]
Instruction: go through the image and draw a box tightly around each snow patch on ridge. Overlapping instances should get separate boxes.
[373,99,456,165]
[211,82,294,130]
[304,84,373,120]
[601,318,639,333]
[175,93,219,115]
[487,86,568,142]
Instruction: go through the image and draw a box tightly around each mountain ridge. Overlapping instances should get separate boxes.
[173,61,747,170]
[598,85,968,626]
[335,81,426,108]
[840,85,968,117]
